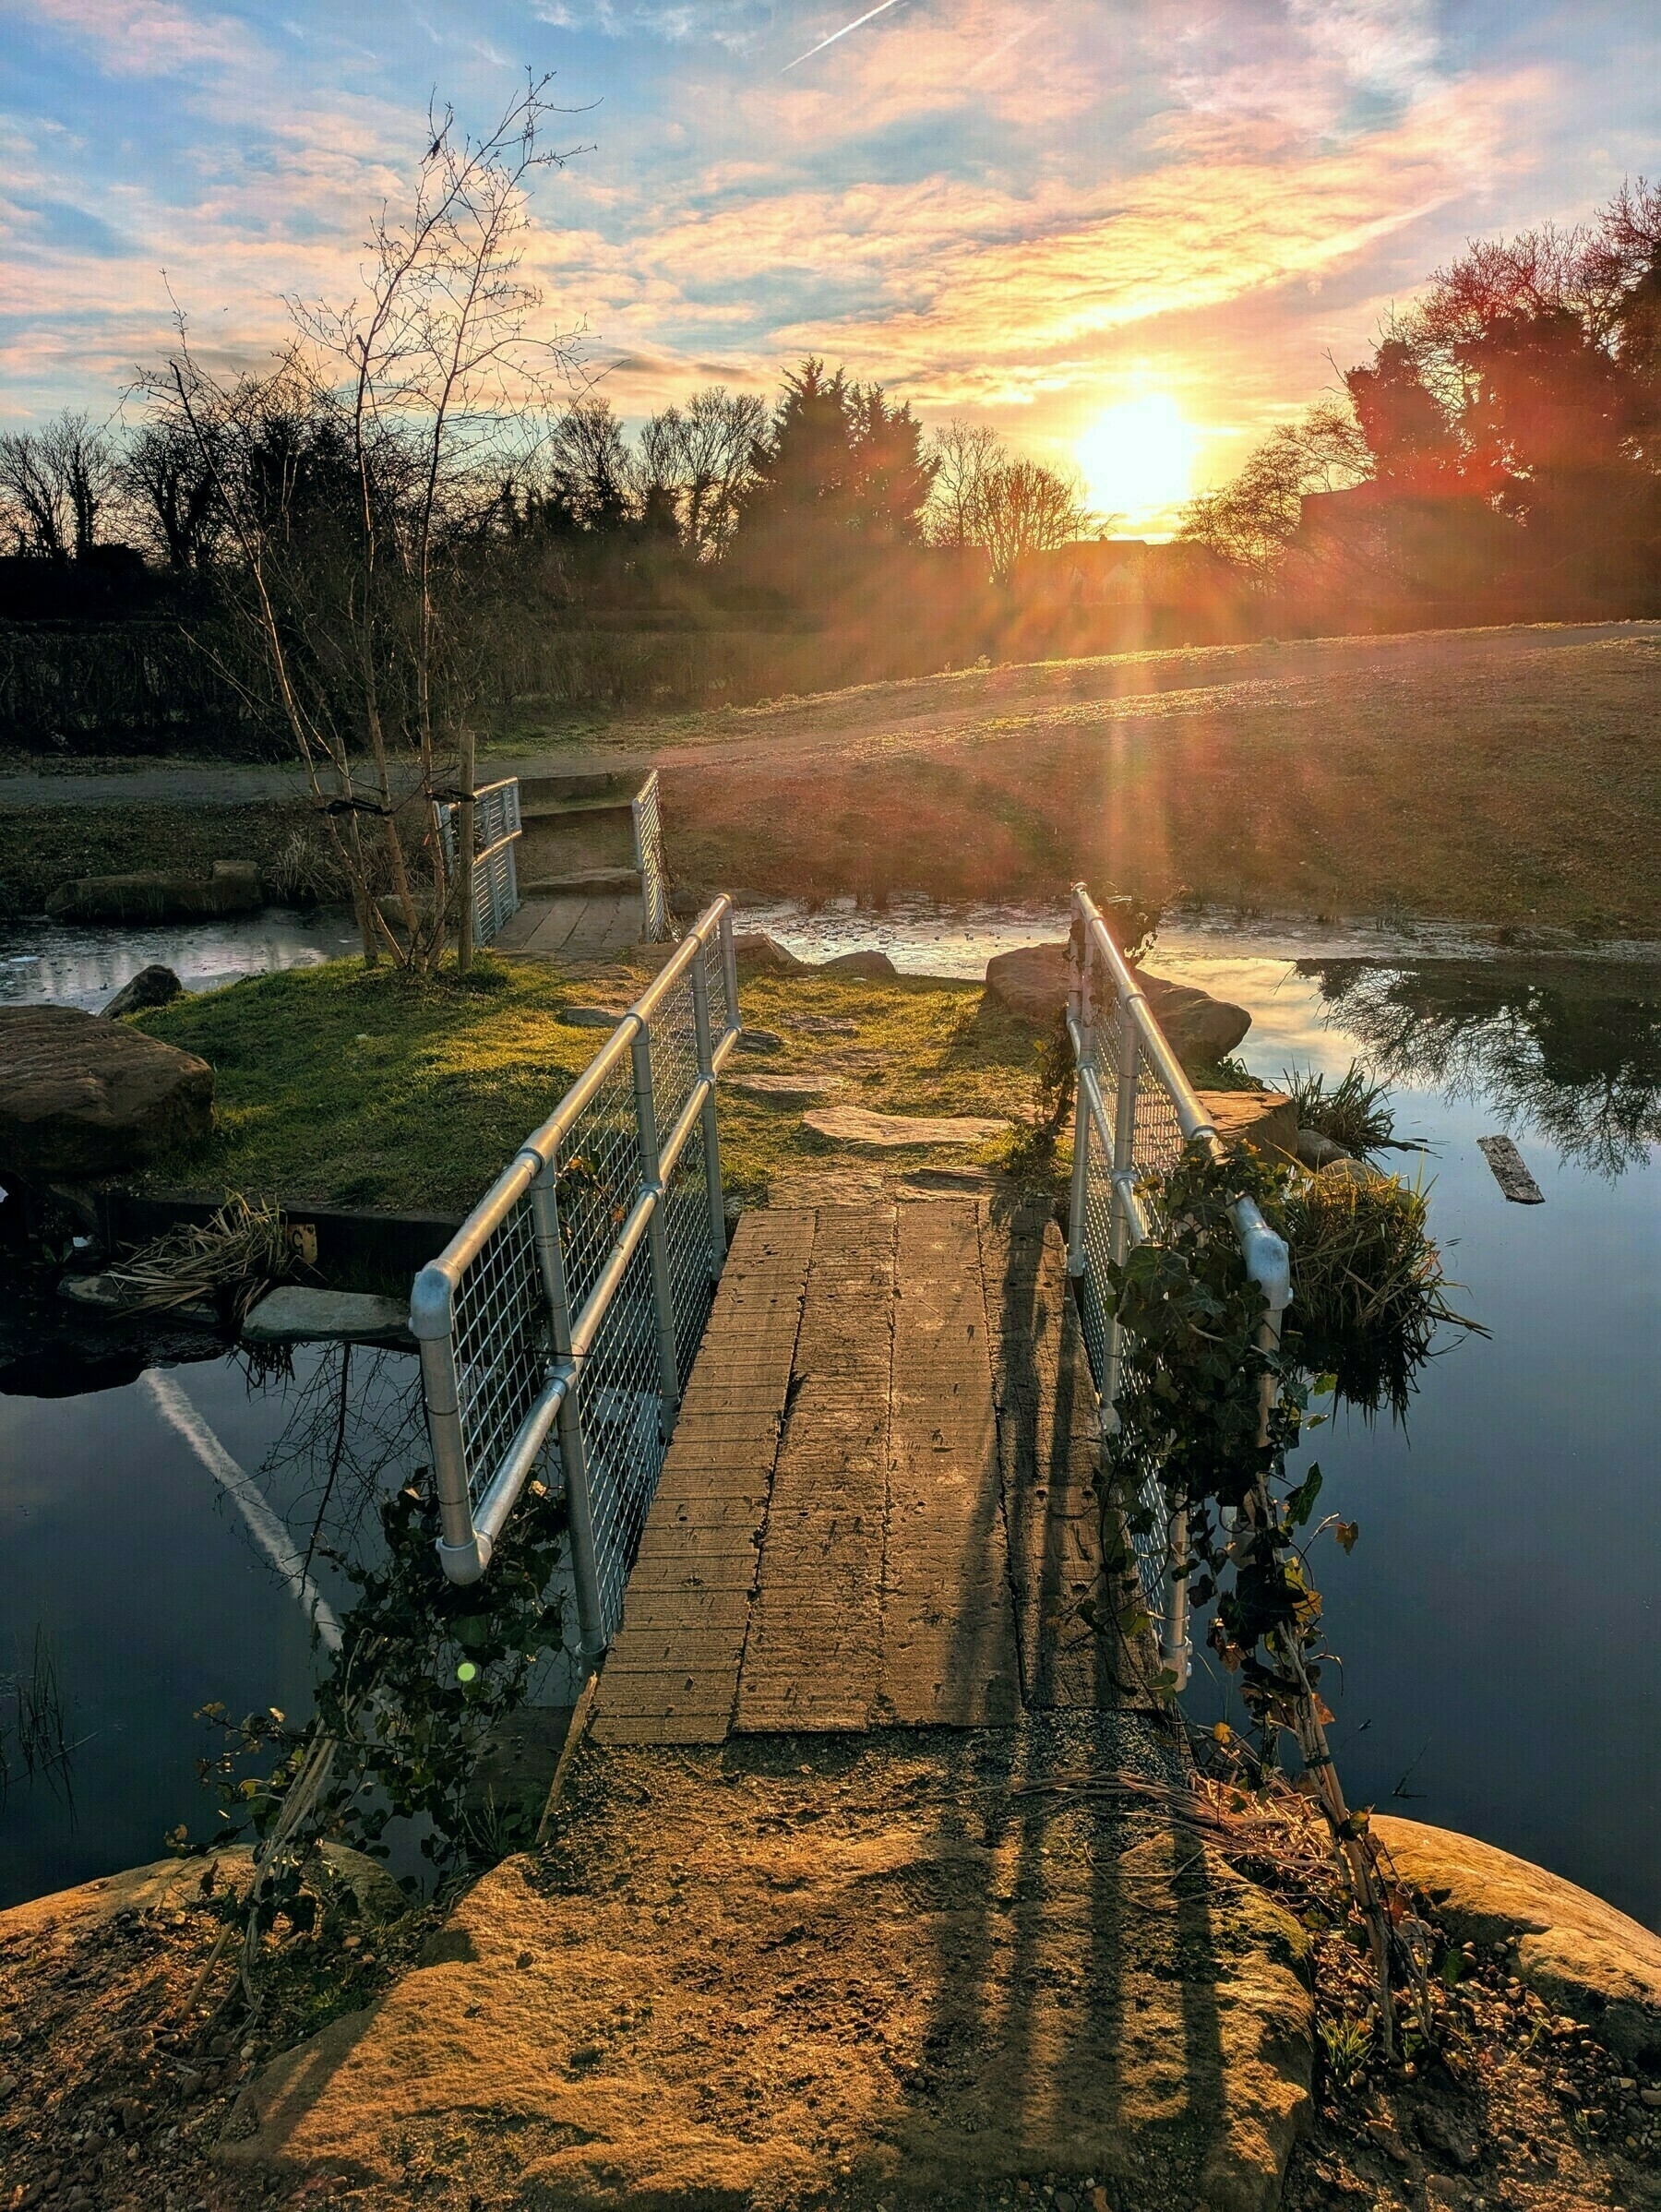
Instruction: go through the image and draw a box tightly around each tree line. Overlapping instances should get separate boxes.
[1184,179,1661,621]
[0,365,1093,600]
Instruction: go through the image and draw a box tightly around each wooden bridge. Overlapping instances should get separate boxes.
[592,1195,1136,1747]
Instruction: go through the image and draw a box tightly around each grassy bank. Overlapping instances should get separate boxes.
[127,954,1051,1215]
[0,798,313,917]
[541,625,1661,937]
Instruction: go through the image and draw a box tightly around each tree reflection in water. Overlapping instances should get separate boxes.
[1304,960,1661,1178]
[240,1343,429,1588]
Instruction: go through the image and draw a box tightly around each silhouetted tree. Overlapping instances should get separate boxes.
[0,412,117,560]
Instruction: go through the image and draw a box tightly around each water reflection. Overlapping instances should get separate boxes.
[1306,960,1661,1177]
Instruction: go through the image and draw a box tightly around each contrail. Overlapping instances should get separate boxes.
[141,1369,343,1654]
[783,0,907,72]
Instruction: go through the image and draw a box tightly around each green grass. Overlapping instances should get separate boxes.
[131,954,597,1213]
[126,954,1056,1216]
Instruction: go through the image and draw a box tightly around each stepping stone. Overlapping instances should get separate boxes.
[243,1287,416,1347]
[736,1029,783,1054]
[1478,1134,1545,1203]
[788,1015,858,1034]
[560,1006,627,1029]
[803,1105,1008,1149]
[731,1073,844,1104]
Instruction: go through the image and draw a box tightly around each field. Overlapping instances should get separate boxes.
[507,622,1661,938]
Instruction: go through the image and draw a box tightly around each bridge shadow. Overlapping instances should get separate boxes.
[861,1200,1228,2200]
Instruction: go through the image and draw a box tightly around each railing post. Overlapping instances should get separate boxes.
[630,1022,684,1424]
[410,1266,490,1584]
[690,939,728,1274]
[531,1159,605,1658]
[1066,905,1093,1279]
[1099,988,1141,1425]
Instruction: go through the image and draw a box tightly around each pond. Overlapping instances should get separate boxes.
[2,903,1657,1929]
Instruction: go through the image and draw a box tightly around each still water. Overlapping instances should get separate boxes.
[1,908,1656,1926]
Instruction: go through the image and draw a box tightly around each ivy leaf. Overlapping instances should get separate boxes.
[1334,1519,1360,1554]
[1285,1465,1324,1528]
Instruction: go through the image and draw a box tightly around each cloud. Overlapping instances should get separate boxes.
[18,0,256,76]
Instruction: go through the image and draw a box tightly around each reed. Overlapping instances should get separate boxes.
[105,1192,298,1324]
[1280,1059,1397,1156]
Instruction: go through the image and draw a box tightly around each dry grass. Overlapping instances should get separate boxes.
[559,625,1661,934]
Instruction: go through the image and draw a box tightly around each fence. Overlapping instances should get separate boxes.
[437,776,522,948]
[409,898,741,1651]
[1064,881,1291,1691]
[632,770,672,943]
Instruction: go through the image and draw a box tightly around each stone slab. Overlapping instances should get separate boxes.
[803,1105,1009,1149]
[242,1286,415,1347]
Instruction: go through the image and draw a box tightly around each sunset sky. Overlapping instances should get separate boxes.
[4,0,1658,531]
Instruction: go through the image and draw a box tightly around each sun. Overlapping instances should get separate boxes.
[1076,394,1202,531]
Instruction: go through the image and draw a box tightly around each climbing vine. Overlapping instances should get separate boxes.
[176,1473,568,2035]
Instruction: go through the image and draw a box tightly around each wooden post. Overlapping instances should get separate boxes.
[457,725,476,977]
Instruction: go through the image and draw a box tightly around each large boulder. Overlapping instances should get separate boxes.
[1375,1815,1661,2066]
[102,963,184,1019]
[0,1005,213,1178]
[819,949,897,979]
[45,861,263,925]
[984,941,1251,1066]
[731,931,807,976]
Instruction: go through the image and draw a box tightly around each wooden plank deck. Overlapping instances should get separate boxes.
[592,1198,1127,1746]
[495,891,641,963]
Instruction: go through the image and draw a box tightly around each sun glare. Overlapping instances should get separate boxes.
[1076,394,1202,530]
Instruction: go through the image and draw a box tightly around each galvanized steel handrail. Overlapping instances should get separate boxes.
[410,898,741,1648]
[1065,881,1290,1689]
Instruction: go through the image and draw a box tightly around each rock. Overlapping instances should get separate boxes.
[1316,1155,1385,1189]
[731,932,806,976]
[1197,1089,1298,1167]
[736,1029,783,1054]
[819,950,897,979]
[983,942,1073,1024]
[731,1074,846,1104]
[45,862,264,925]
[1374,1815,1661,2065]
[58,1273,217,1326]
[803,1105,1009,1149]
[102,964,185,1020]
[242,1288,415,1349]
[983,943,1250,1066]
[1295,1129,1351,1170]
[0,1006,213,1178]
[788,1016,859,1035]
[560,1006,627,1029]
[1416,2105,1481,2170]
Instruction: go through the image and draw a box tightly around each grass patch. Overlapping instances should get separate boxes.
[715,971,1053,1204]
[131,954,597,1214]
[1285,1164,1486,1416]
[1281,1059,1396,1155]
[127,954,1058,1217]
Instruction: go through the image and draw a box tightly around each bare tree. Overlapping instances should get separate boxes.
[147,77,581,973]
[0,412,117,560]
[974,457,1094,585]
[636,387,764,557]
[1181,399,1370,581]
[121,417,221,569]
[925,419,1001,553]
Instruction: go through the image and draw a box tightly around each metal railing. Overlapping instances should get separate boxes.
[410,899,741,1651]
[632,769,672,943]
[1065,881,1291,1691]
[437,776,522,947]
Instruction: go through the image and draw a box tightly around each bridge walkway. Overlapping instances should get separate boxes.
[592,1197,1144,1747]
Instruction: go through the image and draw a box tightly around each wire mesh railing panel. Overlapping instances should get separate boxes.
[580,1232,669,1641]
[448,1190,549,1510]
[647,967,700,1143]
[662,1121,717,1383]
[633,771,672,942]
[413,899,741,1612]
[555,1053,646,1323]
[702,929,733,1039]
